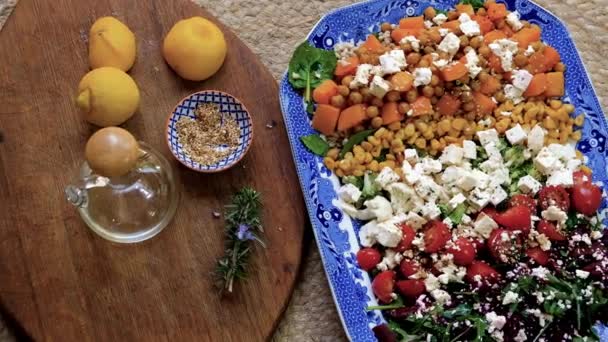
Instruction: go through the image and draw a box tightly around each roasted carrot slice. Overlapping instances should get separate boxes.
[399,16,424,30]
[523,73,547,97]
[441,62,468,81]
[337,104,367,131]
[544,72,564,97]
[381,102,403,125]
[437,94,461,116]
[312,104,341,135]
[389,72,414,92]
[487,3,507,21]
[411,97,433,116]
[362,34,384,53]
[512,26,541,48]
[483,30,507,43]
[391,28,421,43]
[334,56,360,77]
[473,92,497,115]
[312,79,339,105]
[479,76,502,95]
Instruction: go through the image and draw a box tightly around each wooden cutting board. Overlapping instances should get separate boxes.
[0,0,306,341]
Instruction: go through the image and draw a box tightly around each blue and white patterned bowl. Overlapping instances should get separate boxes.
[166,90,253,173]
[278,0,608,341]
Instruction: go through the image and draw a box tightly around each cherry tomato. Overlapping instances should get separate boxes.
[357,248,382,271]
[423,220,451,253]
[466,260,501,284]
[395,223,416,252]
[525,247,550,265]
[447,237,477,266]
[538,186,570,211]
[572,182,602,216]
[399,259,420,278]
[509,194,537,213]
[372,271,396,303]
[481,207,500,221]
[487,228,522,263]
[471,238,486,252]
[495,205,532,234]
[537,219,567,241]
[573,170,591,185]
[396,279,426,299]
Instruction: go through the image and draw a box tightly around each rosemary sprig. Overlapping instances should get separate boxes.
[215,187,265,294]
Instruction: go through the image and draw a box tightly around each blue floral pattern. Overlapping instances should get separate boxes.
[278,0,608,340]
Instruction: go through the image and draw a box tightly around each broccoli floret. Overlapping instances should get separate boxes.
[361,172,381,200]
[496,137,509,152]
[342,175,363,189]
[504,145,526,168]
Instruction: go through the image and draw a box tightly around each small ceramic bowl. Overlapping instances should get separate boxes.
[166,90,254,172]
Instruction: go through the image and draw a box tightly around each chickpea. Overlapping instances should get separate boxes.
[470,36,483,49]
[371,116,384,128]
[371,97,384,108]
[424,6,436,19]
[555,62,566,72]
[414,138,427,149]
[418,35,429,46]
[381,22,392,32]
[459,35,469,48]
[470,80,481,92]
[341,76,354,87]
[479,45,491,58]
[423,46,435,55]
[452,118,467,131]
[422,85,435,98]
[478,71,490,82]
[477,8,487,15]
[331,95,346,108]
[386,91,401,102]
[463,102,475,112]
[429,30,442,44]
[496,19,506,29]
[434,86,445,97]
[418,59,430,68]
[400,42,413,53]
[514,54,528,68]
[430,75,440,87]
[431,96,439,105]
[366,106,380,118]
[485,0,496,7]
[349,91,363,104]
[398,102,411,115]
[460,91,473,103]
[407,52,421,65]
[360,87,371,99]
[448,11,459,21]
[337,85,350,97]
[495,91,506,103]
[406,90,418,103]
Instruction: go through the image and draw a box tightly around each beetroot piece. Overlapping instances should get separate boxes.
[372,324,397,342]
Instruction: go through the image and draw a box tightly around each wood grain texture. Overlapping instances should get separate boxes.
[0,0,306,341]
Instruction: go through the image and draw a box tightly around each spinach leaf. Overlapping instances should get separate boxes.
[340,129,376,158]
[300,134,329,156]
[434,8,448,15]
[459,0,484,10]
[288,42,337,102]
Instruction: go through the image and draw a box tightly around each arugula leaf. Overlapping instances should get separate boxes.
[288,42,337,102]
[300,134,329,156]
[340,129,376,158]
[367,297,405,311]
[443,304,472,319]
[459,0,484,10]
[306,101,315,117]
[439,203,467,224]
[388,320,421,342]
[375,148,389,162]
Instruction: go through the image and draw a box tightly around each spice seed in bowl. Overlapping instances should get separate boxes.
[176,103,240,166]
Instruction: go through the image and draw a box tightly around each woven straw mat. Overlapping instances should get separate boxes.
[1,0,607,341]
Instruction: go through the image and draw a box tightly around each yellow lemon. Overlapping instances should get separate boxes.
[85,127,140,177]
[89,17,136,71]
[162,17,227,81]
[76,67,140,127]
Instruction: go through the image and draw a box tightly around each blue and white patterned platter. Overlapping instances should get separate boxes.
[278,0,608,340]
[166,90,253,173]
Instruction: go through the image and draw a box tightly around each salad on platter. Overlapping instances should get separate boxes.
[287,0,608,340]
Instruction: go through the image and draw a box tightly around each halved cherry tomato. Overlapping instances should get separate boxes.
[481,207,500,221]
[447,237,477,266]
[538,186,570,211]
[399,259,420,278]
[357,248,382,271]
[423,220,451,253]
[509,194,537,213]
[466,260,501,284]
[372,271,396,303]
[495,205,532,234]
[572,181,602,216]
[573,170,591,185]
[487,228,522,263]
[471,238,486,252]
[526,247,549,265]
[537,219,567,241]
[395,223,416,252]
[396,279,426,299]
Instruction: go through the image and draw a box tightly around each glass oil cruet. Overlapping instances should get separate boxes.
[65,127,179,243]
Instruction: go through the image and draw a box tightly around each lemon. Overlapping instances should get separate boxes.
[162,17,227,81]
[76,67,140,127]
[85,127,140,177]
[89,17,136,71]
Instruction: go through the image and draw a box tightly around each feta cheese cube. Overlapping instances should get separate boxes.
[402,161,422,185]
[338,201,375,221]
[484,142,502,160]
[456,171,478,191]
[404,148,419,163]
[358,220,380,247]
[527,125,545,152]
[463,140,477,159]
[468,188,491,209]
[541,205,568,225]
[415,176,444,200]
[400,36,420,52]
[438,33,460,56]
[473,213,498,239]
[361,214,407,247]
[524,45,535,56]
[502,291,520,305]
[518,175,542,194]
[488,39,518,72]
[424,20,433,28]
[440,145,465,165]
[566,159,582,171]
[504,84,524,104]
[471,169,491,189]
[506,11,523,31]
[458,13,472,22]
[405,212,427,230]
[424,274,441,292]
[377,249,404,271]
[421,202,442,220]
[350,63,373,89]
[416,157,443,174]
[534,151,560,175]
[576,270,590,279]
[376,167,401,189]
[546,169,574,188]
[449,193,467,209]
[413,67,433,87]
[387,182,421,213]
[536,233,552,251]
[369,75,392,98]
[460,19,481,37]
[337,183,361,203]
[490,186,508,206]
[548,143,577,160]
[464,49,482,78]
[379,50,407,74]
[433,59,450,68]
[432,13,448,25]
[485,312,506,332]
[512,69,533,91]
[505,124,527,145]
[364,196,394,222]
[431,289,452,305]
[477,129,499,146]
[438,28,450,36]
